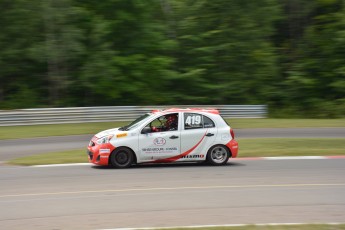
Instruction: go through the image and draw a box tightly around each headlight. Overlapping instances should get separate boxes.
[96,135,114,144]
[88,140,95,147]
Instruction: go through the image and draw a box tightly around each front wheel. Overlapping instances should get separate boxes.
[206,145,230,166]
[110,147,134,168]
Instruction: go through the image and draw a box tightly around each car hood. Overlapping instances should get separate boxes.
[95,128,121,138]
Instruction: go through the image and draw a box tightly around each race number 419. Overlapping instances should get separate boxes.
[185,115,201,125]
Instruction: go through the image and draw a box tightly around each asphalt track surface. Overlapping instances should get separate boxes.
[1,128,345,161]
[0,159,344,230]
[0,128,344,229]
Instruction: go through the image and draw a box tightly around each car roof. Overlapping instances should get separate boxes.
[151,108,220,115]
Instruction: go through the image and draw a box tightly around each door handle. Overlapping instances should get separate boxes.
[206,133,214,137]
[170,135,179,139]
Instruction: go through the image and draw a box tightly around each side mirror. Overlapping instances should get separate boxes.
[141,127,151,134]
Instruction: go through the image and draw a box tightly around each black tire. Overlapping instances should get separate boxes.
[110,147,134,168]
[206,145,230,166]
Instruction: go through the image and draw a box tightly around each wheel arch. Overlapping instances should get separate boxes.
[225,144,233,158]
[206,144,231,165]
[108,146,137,165]
[207,144,232,158]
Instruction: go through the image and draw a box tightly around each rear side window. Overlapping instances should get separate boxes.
[184,113,215,129]
[203,115,215,128]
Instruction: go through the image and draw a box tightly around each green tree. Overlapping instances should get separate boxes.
[170,0,281,104]
[0,0,344,118]
[0,0,43,108]
[0,0,85,108]
[42,0,85,106]
[74,0,177,106]
[278,0,345,117]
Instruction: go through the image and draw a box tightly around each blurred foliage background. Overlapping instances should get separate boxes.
[0,0,344,118]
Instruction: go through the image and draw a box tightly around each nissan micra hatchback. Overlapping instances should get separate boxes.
[87,108,238,168]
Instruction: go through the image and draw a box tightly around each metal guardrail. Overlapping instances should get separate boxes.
[0,105,267,126]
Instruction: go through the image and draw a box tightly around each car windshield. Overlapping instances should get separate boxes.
[119,113,152,131]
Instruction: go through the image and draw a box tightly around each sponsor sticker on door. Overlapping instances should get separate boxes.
[141,147,179,154]
[153,137,166,146]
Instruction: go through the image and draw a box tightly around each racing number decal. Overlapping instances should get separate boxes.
[185,113,203,129]
[185,115,201,125]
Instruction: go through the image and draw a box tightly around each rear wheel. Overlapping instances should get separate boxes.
[206,145,230,166]
[110,147,134,168]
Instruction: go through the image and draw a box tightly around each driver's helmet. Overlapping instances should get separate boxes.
[165,114,178,130]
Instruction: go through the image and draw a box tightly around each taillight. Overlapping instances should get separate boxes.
[230,128,235,139]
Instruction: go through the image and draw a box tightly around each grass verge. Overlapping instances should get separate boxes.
[0,121,128,140]
[9,149,88,166]
[229,118,345,129]
[8,138,345,166]
[1,118,345,140]
[237,138,345,157]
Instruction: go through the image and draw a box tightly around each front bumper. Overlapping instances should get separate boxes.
[87,138,116,165]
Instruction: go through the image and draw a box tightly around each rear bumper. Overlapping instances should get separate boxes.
[226,139,239,158]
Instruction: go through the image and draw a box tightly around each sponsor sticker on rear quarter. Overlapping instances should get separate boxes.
[221,134,230,141]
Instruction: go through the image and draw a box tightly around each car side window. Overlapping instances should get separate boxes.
[184,113,215,130]
[143,113,179,133]
[203,115,215,128]
[184,113,203,129]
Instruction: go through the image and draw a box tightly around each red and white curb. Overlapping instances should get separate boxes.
[101,222,345,230]
[29,155,345,167]
[232,155,345,161]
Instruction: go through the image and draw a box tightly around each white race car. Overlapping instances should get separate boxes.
[87,108,238,168]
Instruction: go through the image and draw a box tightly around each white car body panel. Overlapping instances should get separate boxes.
[88,108,238,166]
